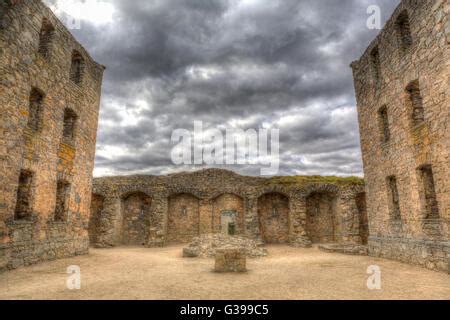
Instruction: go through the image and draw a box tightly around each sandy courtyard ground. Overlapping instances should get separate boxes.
[0,245,449,300]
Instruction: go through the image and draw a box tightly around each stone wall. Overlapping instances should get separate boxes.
[351,0,449,272]
[0,0,104,271]
[212,194,244,235]
[257,193,290,244]
[88,194,104,245]
[306,192,338,244]
[167,193,200,244]
[355,193,369,245]
[91,169,367,250]
[122,192,151,246]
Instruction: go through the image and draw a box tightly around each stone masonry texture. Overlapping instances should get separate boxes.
[0,0,104,271]
[214,248,247,273]
[351,0,449,273]
[91,169,368,253]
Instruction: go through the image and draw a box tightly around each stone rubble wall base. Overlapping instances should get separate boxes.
[368,237,450,273]
[289,236,313,248]
[318,244,369,256]
[145,239,166,248]
[0,237,89,272]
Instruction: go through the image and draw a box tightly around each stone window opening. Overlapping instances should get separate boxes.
[181,206,187,216]
[271,204,280,218]
[0,1,12,29]
[14,170,34,221]
[70,51,85,85]
[378,105,390,143]
[370,46,381,85]
[27,88,45,132]
[139,204,145,217]
[386,176,401,221]
[38,18,55,58]
[228,222,236,236]
[418,165,439,220]
[396,10,413,52]
[221,210,237,235]
[62,108,78,145]
[54,180,70,222]
[406,80,424,126]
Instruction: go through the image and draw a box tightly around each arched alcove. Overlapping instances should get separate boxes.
[306,192,338,244]
[212,194,244,235]
[121,192,152,246]
[257,192,290,244]
[167,193,200,244]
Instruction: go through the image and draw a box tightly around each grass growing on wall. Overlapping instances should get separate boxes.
[267,175,364,186]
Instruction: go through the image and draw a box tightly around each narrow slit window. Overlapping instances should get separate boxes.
[406,80,424,126]
[378,105,390,143]
[38,18,55,58]
[387,176,401,221]
[370,47,381,85]
[272,204,280,218]
[14,170,34,220]
[396,10,413,51]
[54,180,70,222]
[62,108,78,145]
[0,1,12,29]
[370,46,381,85]
[28,88,44,132]
[70,51,85,85]
[418,165,439,219]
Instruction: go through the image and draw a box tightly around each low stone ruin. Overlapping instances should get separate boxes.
[214,248,247,273]
[182,234,268,258]
[318,243,369,256]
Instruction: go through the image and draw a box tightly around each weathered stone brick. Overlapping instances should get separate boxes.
[0,0,104,271]
[215,248,247,273]
[91,169,367,250]
[351,0,449,273]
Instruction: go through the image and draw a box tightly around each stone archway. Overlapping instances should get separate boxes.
[89,194,104,245]
[306,192,338,243]
[121,192,152,246]
[167,193,200,244]
[257,193,290,244]
[212,194,244,235]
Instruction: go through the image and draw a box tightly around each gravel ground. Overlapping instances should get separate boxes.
[0,245,449,300]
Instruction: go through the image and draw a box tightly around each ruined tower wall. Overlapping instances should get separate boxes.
[0,0,104,271]
[351,0,449,272]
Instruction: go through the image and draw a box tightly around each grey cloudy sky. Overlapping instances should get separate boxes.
[44,0,400,177]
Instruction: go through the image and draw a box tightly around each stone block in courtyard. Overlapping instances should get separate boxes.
[214,248,247,273]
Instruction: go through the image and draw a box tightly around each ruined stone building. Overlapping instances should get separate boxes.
[0,0,448,275]
[90,170,368,251]
[0,0,369,272]
[351,0,449,272]
[0,0,105,270]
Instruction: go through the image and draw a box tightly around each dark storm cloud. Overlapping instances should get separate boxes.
[47,0,400,176]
